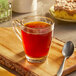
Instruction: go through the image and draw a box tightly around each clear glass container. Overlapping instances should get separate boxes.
[0,2,12,23]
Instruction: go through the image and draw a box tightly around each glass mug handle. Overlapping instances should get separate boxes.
[12,20,22,41]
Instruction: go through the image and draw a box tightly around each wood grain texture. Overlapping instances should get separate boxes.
[0,27,76,76]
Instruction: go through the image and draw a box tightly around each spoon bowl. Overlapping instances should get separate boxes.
[62,41,74,57]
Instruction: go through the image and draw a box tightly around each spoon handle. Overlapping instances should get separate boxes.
[57,57,67,76]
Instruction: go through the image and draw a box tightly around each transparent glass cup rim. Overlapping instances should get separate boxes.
[13,15,55,39]
[21,15,55,30]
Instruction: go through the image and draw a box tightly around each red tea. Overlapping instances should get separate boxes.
[21,22,52,58]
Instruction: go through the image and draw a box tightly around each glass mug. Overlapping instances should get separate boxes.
[13,16,54,63]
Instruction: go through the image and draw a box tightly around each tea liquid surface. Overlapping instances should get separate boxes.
[21,21,52,58]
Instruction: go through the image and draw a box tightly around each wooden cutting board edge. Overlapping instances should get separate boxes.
[63,65,76,76]
[0,54,38,76]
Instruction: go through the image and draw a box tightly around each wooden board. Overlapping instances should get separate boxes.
[0,67,14,76]
[0,27,76,76]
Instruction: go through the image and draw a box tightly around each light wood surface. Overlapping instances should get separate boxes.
[0,67,14,76]
[0,27,76,76]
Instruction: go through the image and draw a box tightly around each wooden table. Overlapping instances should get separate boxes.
[0,0,76,76]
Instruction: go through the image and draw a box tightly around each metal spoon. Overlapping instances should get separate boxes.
[57,41,74,76]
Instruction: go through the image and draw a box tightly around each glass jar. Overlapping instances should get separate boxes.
[0,2,12,23]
